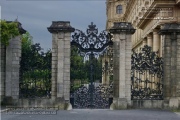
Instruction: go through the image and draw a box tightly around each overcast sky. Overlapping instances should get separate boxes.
[0,0,107,51]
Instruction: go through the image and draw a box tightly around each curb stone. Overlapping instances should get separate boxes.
[175,112,180,116]
[0,109,9,113]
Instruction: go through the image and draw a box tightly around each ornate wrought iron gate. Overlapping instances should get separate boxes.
[131,45,163,100]
[70,23,113,109]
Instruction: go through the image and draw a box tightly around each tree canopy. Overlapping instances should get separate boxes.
[70,46,102,86]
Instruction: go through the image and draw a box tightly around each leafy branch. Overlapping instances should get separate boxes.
[0,20,20,46]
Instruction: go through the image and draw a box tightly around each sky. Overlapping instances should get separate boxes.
[0,0,107,51]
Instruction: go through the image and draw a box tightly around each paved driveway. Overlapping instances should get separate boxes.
[1,109,180,120]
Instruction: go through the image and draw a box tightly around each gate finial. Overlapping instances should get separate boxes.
[88,22,96,30]
[87,22,98,35]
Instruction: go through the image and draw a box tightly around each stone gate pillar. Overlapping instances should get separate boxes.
[5,36,22,104]
[48,21,75,107]
[159,23,180,109]
[109,22,135,109]
[1,22,26,105]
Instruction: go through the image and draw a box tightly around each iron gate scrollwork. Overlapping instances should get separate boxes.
[131,45,163,100]
[70,22,113,109]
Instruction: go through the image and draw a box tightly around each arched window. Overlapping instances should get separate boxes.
[116,5,122,14]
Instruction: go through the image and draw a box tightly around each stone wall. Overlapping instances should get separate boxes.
[132,100,163,109]
[17,98,70,110]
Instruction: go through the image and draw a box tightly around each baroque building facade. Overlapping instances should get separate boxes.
[106,0,180,55]
[106,0,180,109]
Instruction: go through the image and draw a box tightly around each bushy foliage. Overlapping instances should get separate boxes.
[0,20,20,45]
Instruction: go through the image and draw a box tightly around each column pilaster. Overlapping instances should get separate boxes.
[147,34,153,47]
[110,22,135,109]
[159,23,180,109]
[153,29,160,53]
[142,38,147,47]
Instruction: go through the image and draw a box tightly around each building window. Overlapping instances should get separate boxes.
[116,5,122,14]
